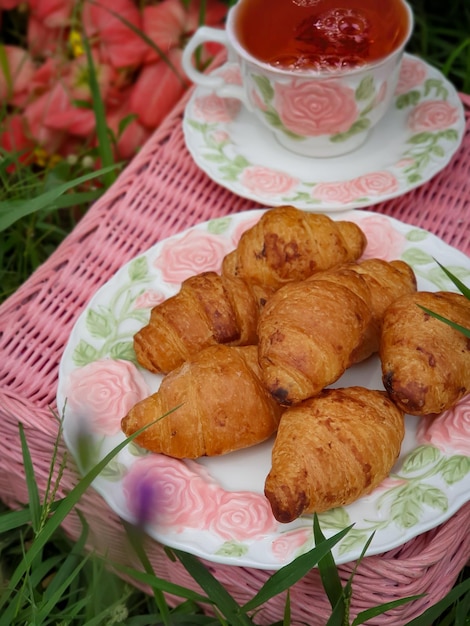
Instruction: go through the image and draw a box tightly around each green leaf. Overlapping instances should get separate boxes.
[330,118,370,142]
[407,131,434,144]
[233,155,250,169]
[19,424,41,534]
[242,524,353,612]
[405,578,470,625]
[251,73,274,102]
[407,173,422,184]
[109,341,136,361]
[401,247,434,267]
[318,507,351,530]
[419,486,448,511]
[86,308,113,338]
[100,460,127,481]
[424,77,448,99]
[202,152,226,163]
[406,229,429,242]
[431,144,446,157]
[432,260,470,298]
[395,90,421,109]
[215,541,249,558]
[355,75,375,101]
[128,256,149,282]
[401,445,441,472]
[188,119,209,132]
[172,549,251,626]
[314,515,345,615]
[353,595,425,625]
[208,216,232,235]
[440,128,459,141]
[0,165,119,231]
[72,339,99,367]
[391,496,422,528]
[419,306,470,338]
[440,456,470,484]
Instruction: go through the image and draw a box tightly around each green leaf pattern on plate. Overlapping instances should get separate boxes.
[317,444,470,555]
[216,541,249,558]
[71,256,154,366]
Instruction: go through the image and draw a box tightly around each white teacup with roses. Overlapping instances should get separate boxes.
[182,0,414,158]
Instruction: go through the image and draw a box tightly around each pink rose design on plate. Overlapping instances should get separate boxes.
[218,64,243,86]
[311,181,356,205]
[408,100,460,132]
[272,528,311,562]
[123,455,219,530]
[416,398,470,456]
[155,229,231,283]
[210,491,277,541]
[349,171,399,198]
[65,359,150,435]
[395,58,427,95]
[274,79,358,136]
[352,215,406,260]
[133,289,166,309]
[240,166,299,196]
[193,93,241,123]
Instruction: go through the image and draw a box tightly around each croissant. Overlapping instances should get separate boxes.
[122,345,283,458]
[258,259,416,405]
[222,205,367,290]
[264,387,405,522]
[380,291,470,415]
[134,271,273,374]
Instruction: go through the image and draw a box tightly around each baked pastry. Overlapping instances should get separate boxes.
[122,345,283,458]
[222,205,367,290]
[134,271,272,374]
[264,386,405,522]
[380,291,470,415]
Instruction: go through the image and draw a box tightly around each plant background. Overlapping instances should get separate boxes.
[0,0,469,623]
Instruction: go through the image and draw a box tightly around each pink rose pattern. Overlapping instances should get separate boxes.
[416,398,470,456]
[274,79,358,137]
[312,171,399,205]
[155,229,231,283]
[65,359,150,435]
[395,57,427,95]
[133,289,166,309]
[352,215,407,261]
[123,454,278,541]
[193,93,241,123]
[408,100,460,133]
[240,166,299,196]
[272,528,312,562]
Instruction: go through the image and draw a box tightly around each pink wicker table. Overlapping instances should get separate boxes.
[1,83,469,624]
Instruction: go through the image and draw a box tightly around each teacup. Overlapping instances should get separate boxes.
[182,0,414,158]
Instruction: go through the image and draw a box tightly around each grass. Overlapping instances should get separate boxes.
[1,0,470,623]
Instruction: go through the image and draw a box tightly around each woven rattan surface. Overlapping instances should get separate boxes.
[1,85,469,624]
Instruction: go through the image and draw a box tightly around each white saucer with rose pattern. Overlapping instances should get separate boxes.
[183,54,465,211]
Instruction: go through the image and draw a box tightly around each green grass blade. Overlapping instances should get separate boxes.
[0,415,172,613]
[433,259,470,299]
[123,521,171,625]
[172,549,252,626]
[352,595,425,625]
[242,524,353,613]
[111,561,211,605]
[19,423,41,534]
[0,500,65,533]
[0,164,119,231]
[418,307,470,338]
[313,514,345,614]
[404,578,470,626]
[82,35,117,189]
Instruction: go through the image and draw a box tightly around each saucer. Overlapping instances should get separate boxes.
[183,53,465,212]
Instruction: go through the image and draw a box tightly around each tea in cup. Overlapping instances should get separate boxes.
[182,0,413,158]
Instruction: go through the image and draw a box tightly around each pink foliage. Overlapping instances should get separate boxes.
[0,0,228,166]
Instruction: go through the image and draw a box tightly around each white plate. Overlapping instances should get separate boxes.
[183,54,465,211]
[57,209,470,570]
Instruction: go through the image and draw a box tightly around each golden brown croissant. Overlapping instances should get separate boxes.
[134,271,273,374]
[222,205,367,290]
[380,291,470,415]
[257,259,416,405]
[264,387,405,522]
[122,345,283,458]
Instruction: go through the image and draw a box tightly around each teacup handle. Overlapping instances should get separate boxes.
[182,26,250,108]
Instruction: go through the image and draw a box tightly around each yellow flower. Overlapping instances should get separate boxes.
[69,30,84,58]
